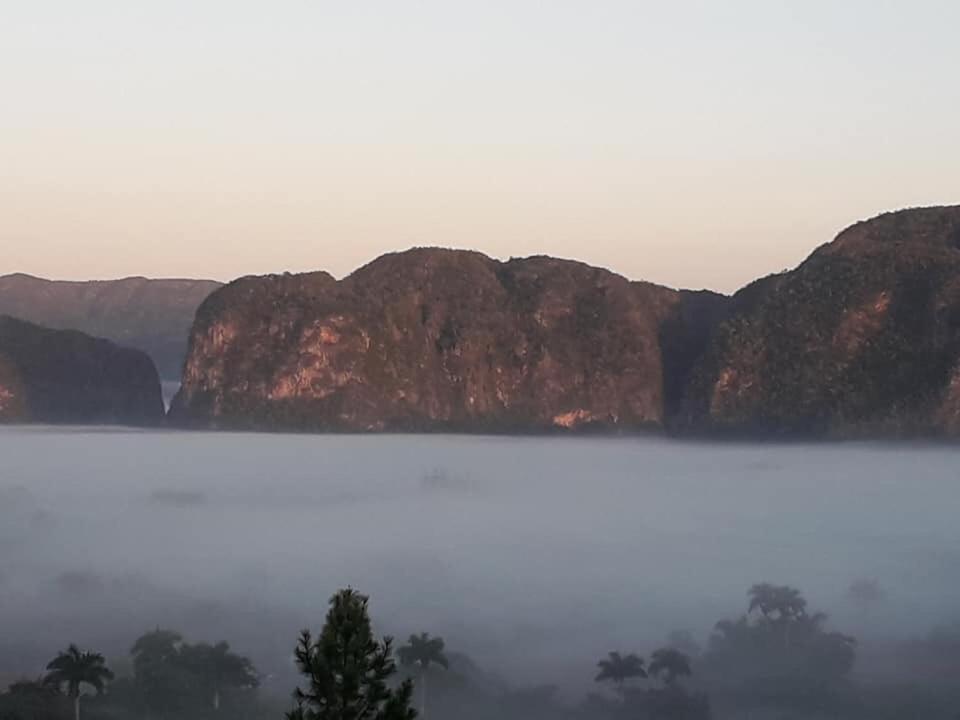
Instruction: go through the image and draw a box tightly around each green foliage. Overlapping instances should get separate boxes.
[287,588,416,720]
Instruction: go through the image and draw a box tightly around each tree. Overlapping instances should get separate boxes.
[398,633,448,719]
[287,588,416,720]
[43,645,114,720]
[130,629,188,717]
[703,584,856,715]
[179,641,259,711]
[648,648,692,687]
[747,583,807,623]
[595,652,646,696]
[0,679,64,720]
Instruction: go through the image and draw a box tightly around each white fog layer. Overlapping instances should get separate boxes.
[1,428,958,696]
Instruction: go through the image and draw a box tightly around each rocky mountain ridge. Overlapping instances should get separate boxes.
[170,250,728,431]
[171,205,960,437]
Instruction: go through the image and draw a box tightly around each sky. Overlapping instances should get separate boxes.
[2,1,958,293]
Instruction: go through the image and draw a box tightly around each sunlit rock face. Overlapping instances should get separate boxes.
[171,249,728,432]
[0,316,164,425]
[679,205,960,438]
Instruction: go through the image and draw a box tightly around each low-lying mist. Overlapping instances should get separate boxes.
[3,428,960,715]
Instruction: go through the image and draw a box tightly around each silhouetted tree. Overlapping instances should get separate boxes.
[649,648,693,687]
[704,584,856,715]
[43,645,113,720]
[595,652,646,696]
[748,583,807,623]
[0,679,64,720]
[130,629,188,717]
[398,633,448,719]
[179,641,259,711]
[287,588,416,720]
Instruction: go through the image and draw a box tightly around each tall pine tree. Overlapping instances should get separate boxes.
[287,589,416,720]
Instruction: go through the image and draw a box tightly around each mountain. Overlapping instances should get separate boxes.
[170,249,728,432]
[0,274,221,380]
[678,205,960,437]
[162,204,960,438]
[0,316,164,424]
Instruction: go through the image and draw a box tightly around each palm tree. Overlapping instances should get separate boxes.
[648,648,692,686]
[398,632,449,719]
[748,583,807,622]
[594,651,646,696]
[749,583,812,649]
[43,645,114,720]
[179,641,258,711]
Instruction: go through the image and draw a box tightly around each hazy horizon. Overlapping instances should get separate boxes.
[5,2,960,293]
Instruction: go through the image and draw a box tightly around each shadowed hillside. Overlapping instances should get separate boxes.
[679,205,960,437]
[0,316,164,424]
[0,275,220,380]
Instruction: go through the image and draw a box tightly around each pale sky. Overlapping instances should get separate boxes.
[2,1,958,293]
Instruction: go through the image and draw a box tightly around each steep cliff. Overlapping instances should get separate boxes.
[170,249,726,432]
[679,206,960,437]
[0,275,221,380]
[0,316,164,425]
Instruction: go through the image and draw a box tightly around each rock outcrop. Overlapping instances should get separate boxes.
[679,206,960,437]
[0,275,221,380]
[170,250,728,432]
[0,316,164,424]
[171,205,960,438]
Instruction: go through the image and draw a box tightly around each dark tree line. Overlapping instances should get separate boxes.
[6,581,960,720]
[0,631,258,720]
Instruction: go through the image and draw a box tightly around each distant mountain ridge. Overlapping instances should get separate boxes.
[8,204,960,437]
[0,274,221,380]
